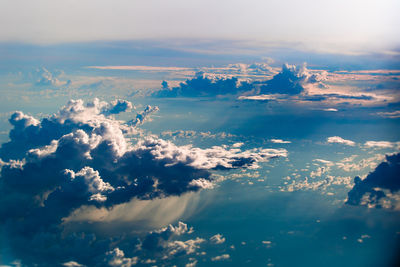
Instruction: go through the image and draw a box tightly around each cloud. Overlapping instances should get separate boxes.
[336,154,384,172]
[283,175,352,192]
[153,72,254,97]
[237,94,282,101]
[211,254,230,261]
[105,99,134,114]
[33,67,70,87]
[364,141,400,149]
[259,63,327,95]
[161,130,236,141]
[87,66,191,72]
[165,238,205,257]
[322,108,338,112]
[128,105,159,126]
[0,99,285,266]
[62,261,86,267]
[327,136,355,146]
[376,111,400,119]
[210,234,226,244]
[270,139,291,144]
[141,221,194,251]
[346,153,400,210]
[134,222,211,263]
[106,248,139,267]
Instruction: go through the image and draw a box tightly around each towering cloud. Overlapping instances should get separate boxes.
[259,63,326,95]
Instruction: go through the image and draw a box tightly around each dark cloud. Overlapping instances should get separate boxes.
[346,153,400,210]
[258,63,326,95]
[0,99,285,266]
[153,72,254,97]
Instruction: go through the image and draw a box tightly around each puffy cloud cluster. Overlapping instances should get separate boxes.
[153,63,326,98]
[153,73,254,97]
[105,99,134,114]
[161,130,235,140]
[259,63,327,95]
[0,99,285,266]
[33,67,70,87]
[103,221,218,266]
[346,153,400,210]
[210,234,226,244]
[106,248,138,267]
[129,105,159,126]
[283,175,352,192]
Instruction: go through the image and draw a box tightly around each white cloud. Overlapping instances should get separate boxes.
[283,175,352,192]
[62,261,86,267]
[186,260,198,267]
[364,141,399,149]
[270,139,291,144]
[166,238,205,257]
[106,248,138,267]
[327,136,355,146]
[211,254,230,261]
[136,137,287,170]
[210,234,226,244]
[376,110,400,118]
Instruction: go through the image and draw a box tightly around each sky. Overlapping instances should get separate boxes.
[0,0,399,54]
[0,1,400,267]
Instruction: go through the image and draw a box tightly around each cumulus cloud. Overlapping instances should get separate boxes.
[259,63,327,95]
[62,261,86,267]
[105,99,134,114]
[33,67,70,87]
[283,175,352,192]
[165,238,205,257]
[0,99,285,266]
[210,234,226,244]
[327,136,356,146]
[211,254,230,261]
[161,130,235,141]
[106,248,138,267]
[132,222,212,263]
[153,73,254,97]
[129,105,159,126]
[346,153,400,210]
